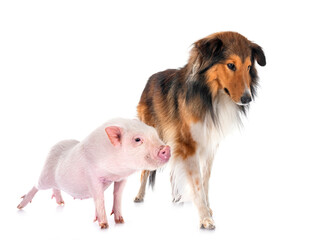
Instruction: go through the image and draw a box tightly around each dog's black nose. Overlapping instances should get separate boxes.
[241,94,252,104]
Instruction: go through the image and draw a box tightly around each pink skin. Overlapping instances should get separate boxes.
[17,118,170,229]
[158,146,171,161]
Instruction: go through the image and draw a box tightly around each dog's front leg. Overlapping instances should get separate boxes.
[202,145,218,216]
[186,155,215,230]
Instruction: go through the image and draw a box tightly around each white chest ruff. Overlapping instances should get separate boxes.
[170,93,242,202]
[190,93,241,161]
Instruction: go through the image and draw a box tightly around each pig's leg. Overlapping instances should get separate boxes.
[91,180,112,229]
[111,180,127,223]
[134,170,150,202]
[93,192,108,229]
[17,186,38,209]
[52,188,64,205]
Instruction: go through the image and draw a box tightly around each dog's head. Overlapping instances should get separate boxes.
[189,31,266,106]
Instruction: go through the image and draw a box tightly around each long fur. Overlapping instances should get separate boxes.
[135,31,266,228]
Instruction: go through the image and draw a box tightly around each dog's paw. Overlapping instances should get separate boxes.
[200,217,215,230]
[134,195,144,202]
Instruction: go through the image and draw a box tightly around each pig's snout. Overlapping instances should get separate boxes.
[158,145,171,162]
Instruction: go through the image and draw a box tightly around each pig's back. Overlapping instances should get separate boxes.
[37,139,80,190]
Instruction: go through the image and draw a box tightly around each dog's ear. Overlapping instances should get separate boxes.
[193,37,223,74]
[251,43,266,66]
[195,37,223,61]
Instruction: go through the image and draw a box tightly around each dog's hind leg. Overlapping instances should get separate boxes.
[134,170,150,202]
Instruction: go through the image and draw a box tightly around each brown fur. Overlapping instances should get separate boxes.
[134,31,266,229]
[206,55,252,102]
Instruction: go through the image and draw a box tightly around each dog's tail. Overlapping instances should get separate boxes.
[148,170,156,189]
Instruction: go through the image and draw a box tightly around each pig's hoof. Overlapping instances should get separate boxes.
[99,222,109,229]
[115,216,124,224]
[134,196,144,202]
[52,190,65,205]
[17,195,30,209]
[200,217,215,230]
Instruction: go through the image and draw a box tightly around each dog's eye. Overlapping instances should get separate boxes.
[227,63,236,71]
[247,65,251,71]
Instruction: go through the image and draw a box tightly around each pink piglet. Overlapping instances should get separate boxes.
[17,118,170,229]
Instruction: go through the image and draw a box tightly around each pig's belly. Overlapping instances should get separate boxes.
[59,182,91,199]
[57,177,112,199]
[54,165,92,199]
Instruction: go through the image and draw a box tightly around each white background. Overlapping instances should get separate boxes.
[1,0,323,239]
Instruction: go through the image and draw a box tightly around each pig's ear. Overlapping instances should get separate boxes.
[105,126,122,147]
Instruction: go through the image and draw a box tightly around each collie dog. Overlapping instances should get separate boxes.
[134,31,266,229]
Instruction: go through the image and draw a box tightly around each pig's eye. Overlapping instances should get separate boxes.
[134,137,143,144]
